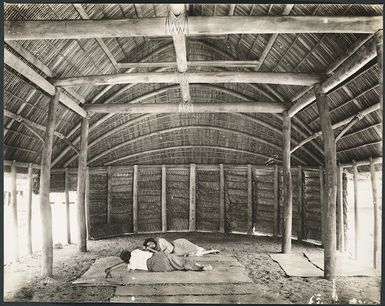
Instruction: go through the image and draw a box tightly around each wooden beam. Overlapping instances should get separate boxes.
[53,71,324,87]
[337,166,344,251]
[189,164,196,232]
[282,111,292,253]
[315,83,337,280]
[290,102,381,154]
[5,16,381,41]
[116,60,261,69]
[352,161,359,259]
[319,166,324,245]
[3,160,41,169]
[4,109,79,153]
[273,164,279,237]
[39,88,60,277]
[289,38,378,117]
[133,165,138,234]
[65,168,71,245]
[76,116,89,252]
[161,165,167,233]
[341,157,382,168]
[297,166,303,242]
[107,166,112,224]
[11,161,20,262]
[335,116,360,142]
[4,49,86,117]
[27,163,33,256]
[85,166,90,239]
[247,164,253,235]
[369,158,380,269]
[219,164,225,233]
[84,101,287,114]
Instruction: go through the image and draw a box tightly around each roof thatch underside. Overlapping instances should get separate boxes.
[3,3,383,169]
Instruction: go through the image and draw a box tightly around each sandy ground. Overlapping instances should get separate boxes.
[3,232,381,304]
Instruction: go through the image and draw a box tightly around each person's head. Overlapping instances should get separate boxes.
[119,249,131,264]
[143,237,157,249]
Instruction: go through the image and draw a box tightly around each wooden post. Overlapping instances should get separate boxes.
[370,158,380,269]
[282,111,292,253]
[189,164,196,232]
[27,163,33,255]
[161,165,167,233]
[337,166,344,251]
[39,88,60,276]
[219,164,225,233]
[11,161,20,262]
[85,167,90,239]
[132,165,138,234]
[76,116,89,252]
[273,165,279,237]
[107,166,112,224]
[297,166,303,242]
[247,164,253,234]
[352,161,359,259]
[319,166,324,245]
[315,83,337,280]
[65,168,71,244]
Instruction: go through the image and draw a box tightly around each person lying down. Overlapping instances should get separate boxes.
[105,249,213,277]
[143,237,220,256]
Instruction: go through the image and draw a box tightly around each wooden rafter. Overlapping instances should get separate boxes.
[5,16,382,41]
[52,71,324,87]
[116,60,260,69]
[4,49,86,117]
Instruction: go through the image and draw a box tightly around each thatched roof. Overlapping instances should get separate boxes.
[3,3,383,169]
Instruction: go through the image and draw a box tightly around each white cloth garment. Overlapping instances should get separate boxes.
[127,249,153,271]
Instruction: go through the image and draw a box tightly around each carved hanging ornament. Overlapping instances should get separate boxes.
[165,8,189,36]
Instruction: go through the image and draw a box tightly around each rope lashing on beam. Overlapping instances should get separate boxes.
[176,72,193,113]
[165,8,189,36]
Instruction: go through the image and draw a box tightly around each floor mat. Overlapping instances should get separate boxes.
[303,251,377,277]
[73,255,249,286]
[269,253,323,277]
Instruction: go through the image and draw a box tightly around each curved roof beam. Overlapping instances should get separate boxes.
[102,145,281,167]
[82,125,305,167]
[58,85,321,166]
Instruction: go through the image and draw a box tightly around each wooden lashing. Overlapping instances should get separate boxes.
[27,163,33,255]
[282,111,292,253]
[297,166,303,242]
[65,168,71,244]
[319,166,324,246]
[337,166,344,251]
[315,83,337,280]
[39,88,60,276]
[76,116,89,252]
[189,164,196,232]
[107,166,112,224]
[247,164,253,235]
[370,158,380,270]
[133,165,138,234]
[352,161,359,259]
[161,165,167,233]
[273,164,279,237]
[11,161,20,262]
[219,164,225,233]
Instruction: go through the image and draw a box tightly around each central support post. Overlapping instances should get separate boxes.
[282,111,292,253]
[76,116,89,252]
[315,83,337,280]
[39,88,60,276]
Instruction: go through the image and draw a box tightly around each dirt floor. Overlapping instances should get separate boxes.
[3,232,381,304]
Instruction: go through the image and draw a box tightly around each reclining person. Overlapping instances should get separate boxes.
[143,237,220,256]
[105,249,212,276]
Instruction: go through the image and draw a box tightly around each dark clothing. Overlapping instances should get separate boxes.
[146,252,202,272]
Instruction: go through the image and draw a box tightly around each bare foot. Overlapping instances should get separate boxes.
[202,264,213,271]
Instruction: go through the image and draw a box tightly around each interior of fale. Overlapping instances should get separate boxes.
[3,3,383,304]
